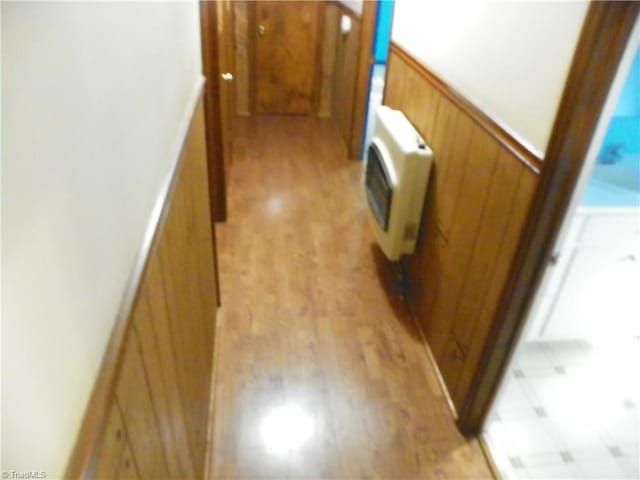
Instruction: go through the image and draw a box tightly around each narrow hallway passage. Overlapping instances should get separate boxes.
[210,116,493,479]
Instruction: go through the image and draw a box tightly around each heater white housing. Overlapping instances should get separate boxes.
[364,106,433,261]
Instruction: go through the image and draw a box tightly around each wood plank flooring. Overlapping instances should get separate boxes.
[210,115,493,479]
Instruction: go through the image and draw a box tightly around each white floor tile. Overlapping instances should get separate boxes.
[575,459,628,479]
[504,420,561,455]
[484,338,639,480]
[614,456,639,480]
[515,343,554,368]
[525,463,581,480]
[498,406,540,422]
[495,378,535,409]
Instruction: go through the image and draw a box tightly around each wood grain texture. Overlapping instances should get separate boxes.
[209,115,493,479]
[116,330,170,479]
[235,1,337,119]
[116,443,140,480]
[254,1,321,114]
[65,97,219,478]
[384,47,541,416]
[318,2,339,118]
[131,276,195,478]
[154,100,217,477]
[233,1,250,116]
[92,403,126,479]
[330,4,361,155]
[453,170,537,408]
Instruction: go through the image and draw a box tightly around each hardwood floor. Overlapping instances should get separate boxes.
[210,115,494,479]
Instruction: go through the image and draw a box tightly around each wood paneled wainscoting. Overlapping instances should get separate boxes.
[384,44,542,418]
[65,82,220,478]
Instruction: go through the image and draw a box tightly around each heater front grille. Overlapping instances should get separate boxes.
[365,142,392,232]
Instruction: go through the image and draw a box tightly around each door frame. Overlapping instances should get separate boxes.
[457,1,640,434]
[200,0,228,222]
[348,0,378,159]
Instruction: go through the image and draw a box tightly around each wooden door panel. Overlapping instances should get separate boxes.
[116,333,170,479]
[117,443,141,480]
[255,1,320,114]
[93,403,126,479]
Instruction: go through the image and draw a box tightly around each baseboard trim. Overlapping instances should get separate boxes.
[406,303,459,420]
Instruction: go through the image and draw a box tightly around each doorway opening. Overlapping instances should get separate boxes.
[482,26,640,480]
[360,0,393,160]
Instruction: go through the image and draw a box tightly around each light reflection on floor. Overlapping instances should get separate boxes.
[259,402,317,457]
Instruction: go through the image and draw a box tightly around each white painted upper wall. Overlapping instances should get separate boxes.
[391,0,589,155]
[1,2,202,476]
[340,0,363,16]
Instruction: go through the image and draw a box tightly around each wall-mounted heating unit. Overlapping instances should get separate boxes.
[364,106,433,261]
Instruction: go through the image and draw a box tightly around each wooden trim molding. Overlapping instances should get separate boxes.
[313,2,328,116]
[65,77,218,477]
[200,1,228,222]
[248,2,257,115]
[389,43,543,173]
[456,2,640,434]
[349,0,377,159]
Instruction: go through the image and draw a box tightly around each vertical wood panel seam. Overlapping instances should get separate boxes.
[452,167,528,399]
[114,399,140,478]
[448,142,501,350]
[428,97,455,202]
[153,273,198,472]
[129,326,173,474]
[437,112,476,239]
[451,165,526,400]
[454,153,523,351]
[131,307,179,475]
[140,291,195,476]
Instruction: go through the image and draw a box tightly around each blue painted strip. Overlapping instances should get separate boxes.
[373,0,393,64]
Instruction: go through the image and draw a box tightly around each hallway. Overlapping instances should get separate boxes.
[209,116,493,479]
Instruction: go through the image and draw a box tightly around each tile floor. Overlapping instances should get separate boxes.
[483,338,639,479]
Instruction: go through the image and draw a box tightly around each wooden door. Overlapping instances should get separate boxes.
[217,0,235,168]
[253,1,321,115]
